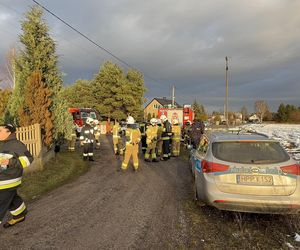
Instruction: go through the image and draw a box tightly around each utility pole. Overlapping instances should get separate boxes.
[225,56,229,127]
[172,85,175,108]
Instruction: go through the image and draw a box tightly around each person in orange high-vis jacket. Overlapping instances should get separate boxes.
[121,116,141,171]
[0,124,33,228]
[171,119,181,156]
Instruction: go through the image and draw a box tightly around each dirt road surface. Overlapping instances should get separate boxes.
[0,136,193,249]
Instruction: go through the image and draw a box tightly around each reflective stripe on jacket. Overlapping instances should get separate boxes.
[0,177,22,190]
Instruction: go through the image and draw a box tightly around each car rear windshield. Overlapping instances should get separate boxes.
[212,141,290,164]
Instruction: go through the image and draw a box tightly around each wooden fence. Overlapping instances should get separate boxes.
[16,123,42,158]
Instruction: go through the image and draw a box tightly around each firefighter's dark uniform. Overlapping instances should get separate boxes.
[140,122,147,154]
[161,120,172,160]
[0,132,33,228]
[80,124,95,161]
[183,123,192,147]
[156,124,163,157]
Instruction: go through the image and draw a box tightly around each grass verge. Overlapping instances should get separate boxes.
[19,151,89,202]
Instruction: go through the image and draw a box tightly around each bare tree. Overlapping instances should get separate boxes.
[0,48,16,89]
[240,106,248,122]
[5,48,16,88]
[254,100,269,122]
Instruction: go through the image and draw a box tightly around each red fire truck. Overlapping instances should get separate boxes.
[158,104,193,127]
[182,104,194,127]
[68,108,100,134]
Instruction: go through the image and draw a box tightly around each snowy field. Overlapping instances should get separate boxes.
[242,123,300,162]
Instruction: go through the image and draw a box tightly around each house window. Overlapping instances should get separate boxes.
[154,104,161,109]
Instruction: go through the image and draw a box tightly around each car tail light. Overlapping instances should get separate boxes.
[214,200,228,203]
[201,160,229,173]
[280,164,300,176]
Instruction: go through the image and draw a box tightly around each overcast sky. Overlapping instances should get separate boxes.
[0,0,299,113]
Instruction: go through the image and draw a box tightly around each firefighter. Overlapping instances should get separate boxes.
[156,119,163,157]
[119,120,127,155]
[80,117,95,161]
[145,118,159,162]
[0,124,33,228]
[160,115,172,161]
[112,120,122,155]
[171,119,181,156]
[121,116,141,171]
[183,120,192,148]
[139,122,147,154]
[93,119,101,149]
[68,123,77,152]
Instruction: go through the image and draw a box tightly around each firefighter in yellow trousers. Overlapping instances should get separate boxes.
[112,121,123,155]
[156,119,163,157]
[171,119,181,156]
[121,116,141,171]
[93,119,101,149]
[145,118,159,162]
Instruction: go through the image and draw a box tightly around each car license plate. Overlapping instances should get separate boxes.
[237,175,273,185]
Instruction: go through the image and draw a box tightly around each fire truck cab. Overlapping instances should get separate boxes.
[68,108,100,135]
[183,104,194,127]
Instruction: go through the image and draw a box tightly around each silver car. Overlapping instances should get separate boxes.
[190,131,300,214]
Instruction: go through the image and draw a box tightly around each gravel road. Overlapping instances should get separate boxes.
[0,136,193,249]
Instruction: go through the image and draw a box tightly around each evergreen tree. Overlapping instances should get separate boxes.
[92,61,146,121]
[192,100,207,121]
[276,103,287,122]
[62,79,94,108]
[52,90,74,141]
[125,69,146,121]
[18,71,53,146]
[0,89,12,123]
[92,61,124,119]
[7,6,73,142]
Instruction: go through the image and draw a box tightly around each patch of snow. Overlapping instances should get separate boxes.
[242,124,300,162]
[295,233,300,242]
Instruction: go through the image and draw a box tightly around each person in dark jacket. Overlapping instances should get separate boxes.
[0,124,33,228]
[79,117,95,161]
[160,115,172,161]
[190,119,205,149]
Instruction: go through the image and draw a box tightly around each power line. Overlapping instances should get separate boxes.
[32,0,162,85]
